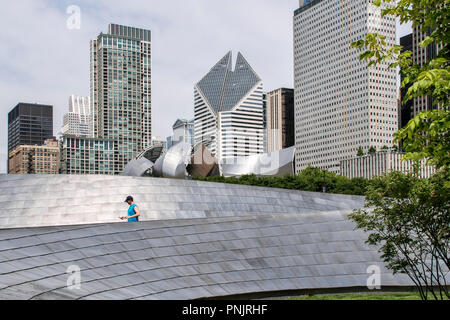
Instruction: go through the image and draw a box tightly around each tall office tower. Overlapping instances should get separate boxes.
[262,93,267,153]
[294,0,398,173]
[266,88,295,152]
[194,51,265,162]
[61,95,93,137]
[399,33,413,129]
[411,25,444,117]
[7,103,53,171]
[90,24,152,173]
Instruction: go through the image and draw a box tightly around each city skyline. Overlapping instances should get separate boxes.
[0,0,412,173]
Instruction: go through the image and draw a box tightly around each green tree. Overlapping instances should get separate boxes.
[357,146,365,157]
[350,0,450,300]
[352,1,449,169]
[394,109,450,170]
[352,0,449,107]
[369,146,377,154]
[349,171,449,300]
[193,166,370,196]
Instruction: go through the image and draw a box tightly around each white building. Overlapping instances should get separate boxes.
[294,0,398,173]
[194,51,265,163]
[151,136,167,151]
[171,119,194,148]
[340,150,436,179]
[61,95,93,138]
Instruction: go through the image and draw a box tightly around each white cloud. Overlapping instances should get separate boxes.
[0,0,413,173]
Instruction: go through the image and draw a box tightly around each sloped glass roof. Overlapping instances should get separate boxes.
[197,51,261,114]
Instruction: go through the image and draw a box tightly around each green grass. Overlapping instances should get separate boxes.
[290,292,423,300]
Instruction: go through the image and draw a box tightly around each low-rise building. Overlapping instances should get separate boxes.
[340,150,436,179]
[61,136,117,175]
[8,139,60,174]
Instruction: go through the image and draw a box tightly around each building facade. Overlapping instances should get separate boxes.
[194,51,265,162]
[340,150,436,179]
[293,0,398,173]
[8,139,60,174]
[172,119,194,147]
[399,33,413,129]
[266,88,295,152]
[411,25,443,118]
[150,137,167,151]
[90,24,152,173]
[8,103,53,155]
[61,95,93,138]
[61,136,117,175]
[7,103,54,172]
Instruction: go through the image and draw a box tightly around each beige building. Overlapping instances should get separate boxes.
[340,150,436,179]
[8,139,60,174]
[266,88,294,153]
[294,0,398,173]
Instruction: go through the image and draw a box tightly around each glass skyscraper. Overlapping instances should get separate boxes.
[90,24,152,174]
[8,103,53,153]
[7,103,54,172]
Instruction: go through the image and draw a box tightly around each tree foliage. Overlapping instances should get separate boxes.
[357,146,365,156]
[352,0,449,106]
[350,0,449,300]
[394,109,450,171]
[349,170,450,300]
[194,166,370,196]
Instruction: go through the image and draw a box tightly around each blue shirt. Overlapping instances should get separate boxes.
[127,204,139,222]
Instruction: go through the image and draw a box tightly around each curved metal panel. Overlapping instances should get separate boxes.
[152,153,166,177]
[121,157,154,177]
[134,145,165,163]
[221,146,296,177]
[187,143,219,178]
[154,142,192,179]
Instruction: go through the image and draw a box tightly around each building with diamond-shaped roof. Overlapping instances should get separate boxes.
[194,51,265,162]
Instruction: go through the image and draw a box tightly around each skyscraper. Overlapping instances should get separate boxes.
[194,51,264,162]
[293,0,398,173]
[90,24,152,173]
[61,95,93,138]
[399,33,413,129]
[7,103,53,172]
[411,25,444,117]
[266,88,295,152]
[8,103,53,153]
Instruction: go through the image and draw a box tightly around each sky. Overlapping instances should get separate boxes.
[0,0,413,174]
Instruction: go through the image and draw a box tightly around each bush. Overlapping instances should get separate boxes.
[193,166,370,196]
